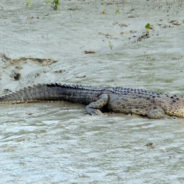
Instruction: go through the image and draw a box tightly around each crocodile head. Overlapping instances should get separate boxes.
[165,96,184,118]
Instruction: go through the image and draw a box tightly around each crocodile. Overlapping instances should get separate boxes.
[0,83,183,119]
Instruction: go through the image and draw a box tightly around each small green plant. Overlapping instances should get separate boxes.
[115,9,120,14]
[26,0,31,7]
[145,23,151,34]
[52,0,60,10]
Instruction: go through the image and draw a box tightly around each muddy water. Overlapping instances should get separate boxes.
[0,0,184,183]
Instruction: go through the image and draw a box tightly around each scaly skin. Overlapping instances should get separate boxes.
[0,83,184,119]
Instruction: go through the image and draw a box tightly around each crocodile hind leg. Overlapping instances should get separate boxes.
[147,106,165,119]
[85,94,109,115]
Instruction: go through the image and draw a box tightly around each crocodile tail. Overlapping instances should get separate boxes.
[0,84,62,104]
[0,83,101,104]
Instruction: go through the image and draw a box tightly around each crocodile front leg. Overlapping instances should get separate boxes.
[85,94,109,115]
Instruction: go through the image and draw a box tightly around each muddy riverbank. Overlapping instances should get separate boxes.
[0,0,184,183]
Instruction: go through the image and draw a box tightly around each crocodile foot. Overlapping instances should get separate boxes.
[147,106,165,119]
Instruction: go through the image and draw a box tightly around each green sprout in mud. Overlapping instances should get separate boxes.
[52,0,60,10]
[26,0,31,7]
[115,9,120,14]
[145,23,151,34]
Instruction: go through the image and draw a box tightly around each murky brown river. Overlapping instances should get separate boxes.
[0,0,184,183]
